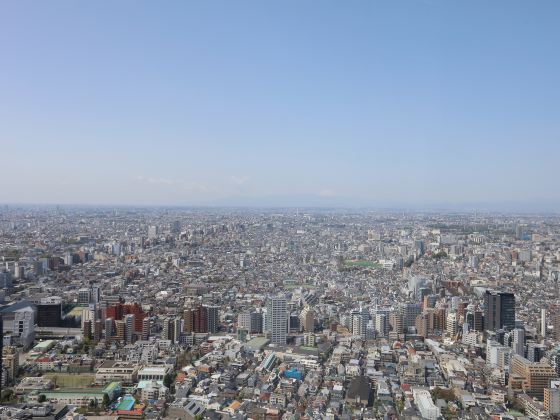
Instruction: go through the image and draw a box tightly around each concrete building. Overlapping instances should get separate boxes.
[510,355,557,400]
[266,296,287,345]
[484,290,515,331]
[412,387,441,420]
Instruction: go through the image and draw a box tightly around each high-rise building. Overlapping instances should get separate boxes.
[553,315,560,341]
[400,303,422,331]
[350,308,367,339]
[93,320,103,342]
[183,308,194,333]
[106,302,146,333]
[206,305,219,334]
[250,311,263,333]
[115,320,125,341]
[299,306,314,333]
[162,317,174,341]
[83,320,92,340]
[389,312,403,335]
[173,318,183,344]
[266,296,287,345]
[0,271,13,290]
[105,317,113,339]
[91,286,101,304]
[14,311,35,348]
[374,313,388,337]
[466,309,484,332]
[527,343,546,363]
[484,290,515,331]
[446,312,458,337]
[238,312,252,331]
[513,328,526,357]
[2,346,19,385]
[541,309,547,338]
[124,314,135,344]
[142,317,150,340]
[193,306,208,333]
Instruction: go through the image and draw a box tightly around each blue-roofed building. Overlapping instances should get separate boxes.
[284,367,303,380]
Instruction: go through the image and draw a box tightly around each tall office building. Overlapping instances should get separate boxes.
[173,318,183,343]
[513,328,526,357]
[239,310,263,334]
[266,296,287,345]
[251,311,264,333]
[238,312,252,331]
[541,308,547,338]
[527,343,546,363]
[105,317,113,339]
[124,314,135,344]
[446,312,458,337]
[553,315,560,341]
[466,309,484,332]
[350,308,368,338]
[484,290,515,331]
[206,305,219,334]
[183,307,194,333]
[193,306,208,333]
[400,303,422,331]
[93,320,103,342]
[91,286,101,304]
[142,317,150,340]
[389,312,403,335]
[106,302,146,334]
[115,320,125,341]
[162,317,174,341]
[299,306,315,333]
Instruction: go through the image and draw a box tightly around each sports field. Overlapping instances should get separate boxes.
[344,260,382,268]
[43,373,95,388]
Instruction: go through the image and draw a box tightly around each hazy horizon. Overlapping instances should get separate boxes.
[2,1,559,209]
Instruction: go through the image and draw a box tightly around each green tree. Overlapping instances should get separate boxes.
[38,394,47,403]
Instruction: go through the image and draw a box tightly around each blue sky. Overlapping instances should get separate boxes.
[1,1,559,209]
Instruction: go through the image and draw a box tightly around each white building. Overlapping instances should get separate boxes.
[412,387,441,420]
[266,296,287,345]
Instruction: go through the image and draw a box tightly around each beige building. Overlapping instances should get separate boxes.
[95,361,139,385]
[2,346,19,384]
[510,355,557,400]
[299,306,314,332]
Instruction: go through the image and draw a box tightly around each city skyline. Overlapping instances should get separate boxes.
[2,1,560,209]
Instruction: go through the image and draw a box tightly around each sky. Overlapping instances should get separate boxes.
[1,1,559,210]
